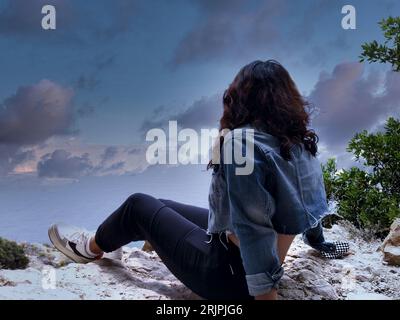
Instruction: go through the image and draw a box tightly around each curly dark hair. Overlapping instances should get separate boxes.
[218,60,318,161]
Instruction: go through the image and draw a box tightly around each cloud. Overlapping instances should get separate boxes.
[9,149,35,167]
[31,139,148,179]
[94,55,116,71]
[309,62,400,156]
[0,144,22,175]
[0,79,75,175]
[0,79,74,146]
[101,146,119,163]
[76,102,95,118]
[0,77,149,178]
[171,0,283,66]
[101,161,125,174]
[93,1,139,41]
[171,0,398,67]
[141,94,222,132]
[0,0,70,36]
[171,0,351,66]
[74,74,100,91]
[128,147,142,155]
[140,62,400,170]
[37,149,93,178]
[73,54,116,91]
[0,0,138,42]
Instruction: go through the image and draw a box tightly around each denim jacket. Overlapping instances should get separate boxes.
[207,126,329,296]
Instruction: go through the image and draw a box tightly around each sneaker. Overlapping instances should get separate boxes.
[48,223,100,263]
[303,234,350,259]
[320,241,350,259]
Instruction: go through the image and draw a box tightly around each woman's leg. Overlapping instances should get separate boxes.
[94,193,251,300]
[157,199,208,229]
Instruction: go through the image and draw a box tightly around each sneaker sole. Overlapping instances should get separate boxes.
[48,224,93,264]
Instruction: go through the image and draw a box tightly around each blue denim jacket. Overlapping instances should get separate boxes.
[207,127,329,296]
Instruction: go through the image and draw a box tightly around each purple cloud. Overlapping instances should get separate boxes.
[0,79,74,146]
[309,62,400,153]
[0,0,138,42]
[37,149,93,178]
[101,146,119,163]
[141,94,222,132]
[171,0,347,67]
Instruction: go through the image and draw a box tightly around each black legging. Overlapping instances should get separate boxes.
[95,193,252,300]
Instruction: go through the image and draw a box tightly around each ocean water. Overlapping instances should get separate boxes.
[0,165,211,246]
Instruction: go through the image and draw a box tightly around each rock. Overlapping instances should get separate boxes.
[0,277,16,287]
[279,288,306,300]
[381,218,400,266]
[382,245,400,266]
[310,282,339,300]
[355,274,370,282]
[294,269,320,282]
[382,218,400,247]
[347,293,392,300]
[1,223,400,300]
[142,241,154,252]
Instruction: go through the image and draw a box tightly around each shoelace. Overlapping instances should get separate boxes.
[69,230,91,245]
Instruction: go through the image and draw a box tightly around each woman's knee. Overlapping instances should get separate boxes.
[124,193,164,221]
[126,193,153,206]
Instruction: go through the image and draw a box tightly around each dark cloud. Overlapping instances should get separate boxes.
[73,54,116,91]
[171,0,283,66]
[0,79,74,146]
[140,62,400,170]
[0,0,138,42]
[76,102,95,118]
[171,0,350,66]
[93,1,139,41]
[95,55,116,71]
[102,161,125,173]
[141,94,222,133]
[0,144,21,175]
[309,62,400,153]
[37,149,93,178]
[171,0,395,67]
[128,147,142,155]
[0,0,71,36]
[9,149,35,168]
[101,146,119,163]
[0,79,74,175]
[74,74,100,91]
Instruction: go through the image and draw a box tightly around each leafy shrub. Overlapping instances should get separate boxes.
[322,118,400,237]
[360,16,400,72]
[0,237,29,270]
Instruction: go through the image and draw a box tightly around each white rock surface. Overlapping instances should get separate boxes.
[0,223,399,300]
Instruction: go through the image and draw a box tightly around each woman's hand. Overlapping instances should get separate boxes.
[255,289,278,300]
[227,232,240,247]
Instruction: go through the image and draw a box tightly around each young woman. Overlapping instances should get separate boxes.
[49,60,349,300]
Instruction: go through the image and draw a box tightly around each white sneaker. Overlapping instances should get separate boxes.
[48,223,99,263]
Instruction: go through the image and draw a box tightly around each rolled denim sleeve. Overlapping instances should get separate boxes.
[224,134,283,296]
[303,221,325,245]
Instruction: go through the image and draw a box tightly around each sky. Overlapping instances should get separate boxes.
[0,0,399,241]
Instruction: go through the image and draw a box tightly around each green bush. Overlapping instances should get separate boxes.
[360,16,400,72]
[322,118,400,237]
[0,237,29,270]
